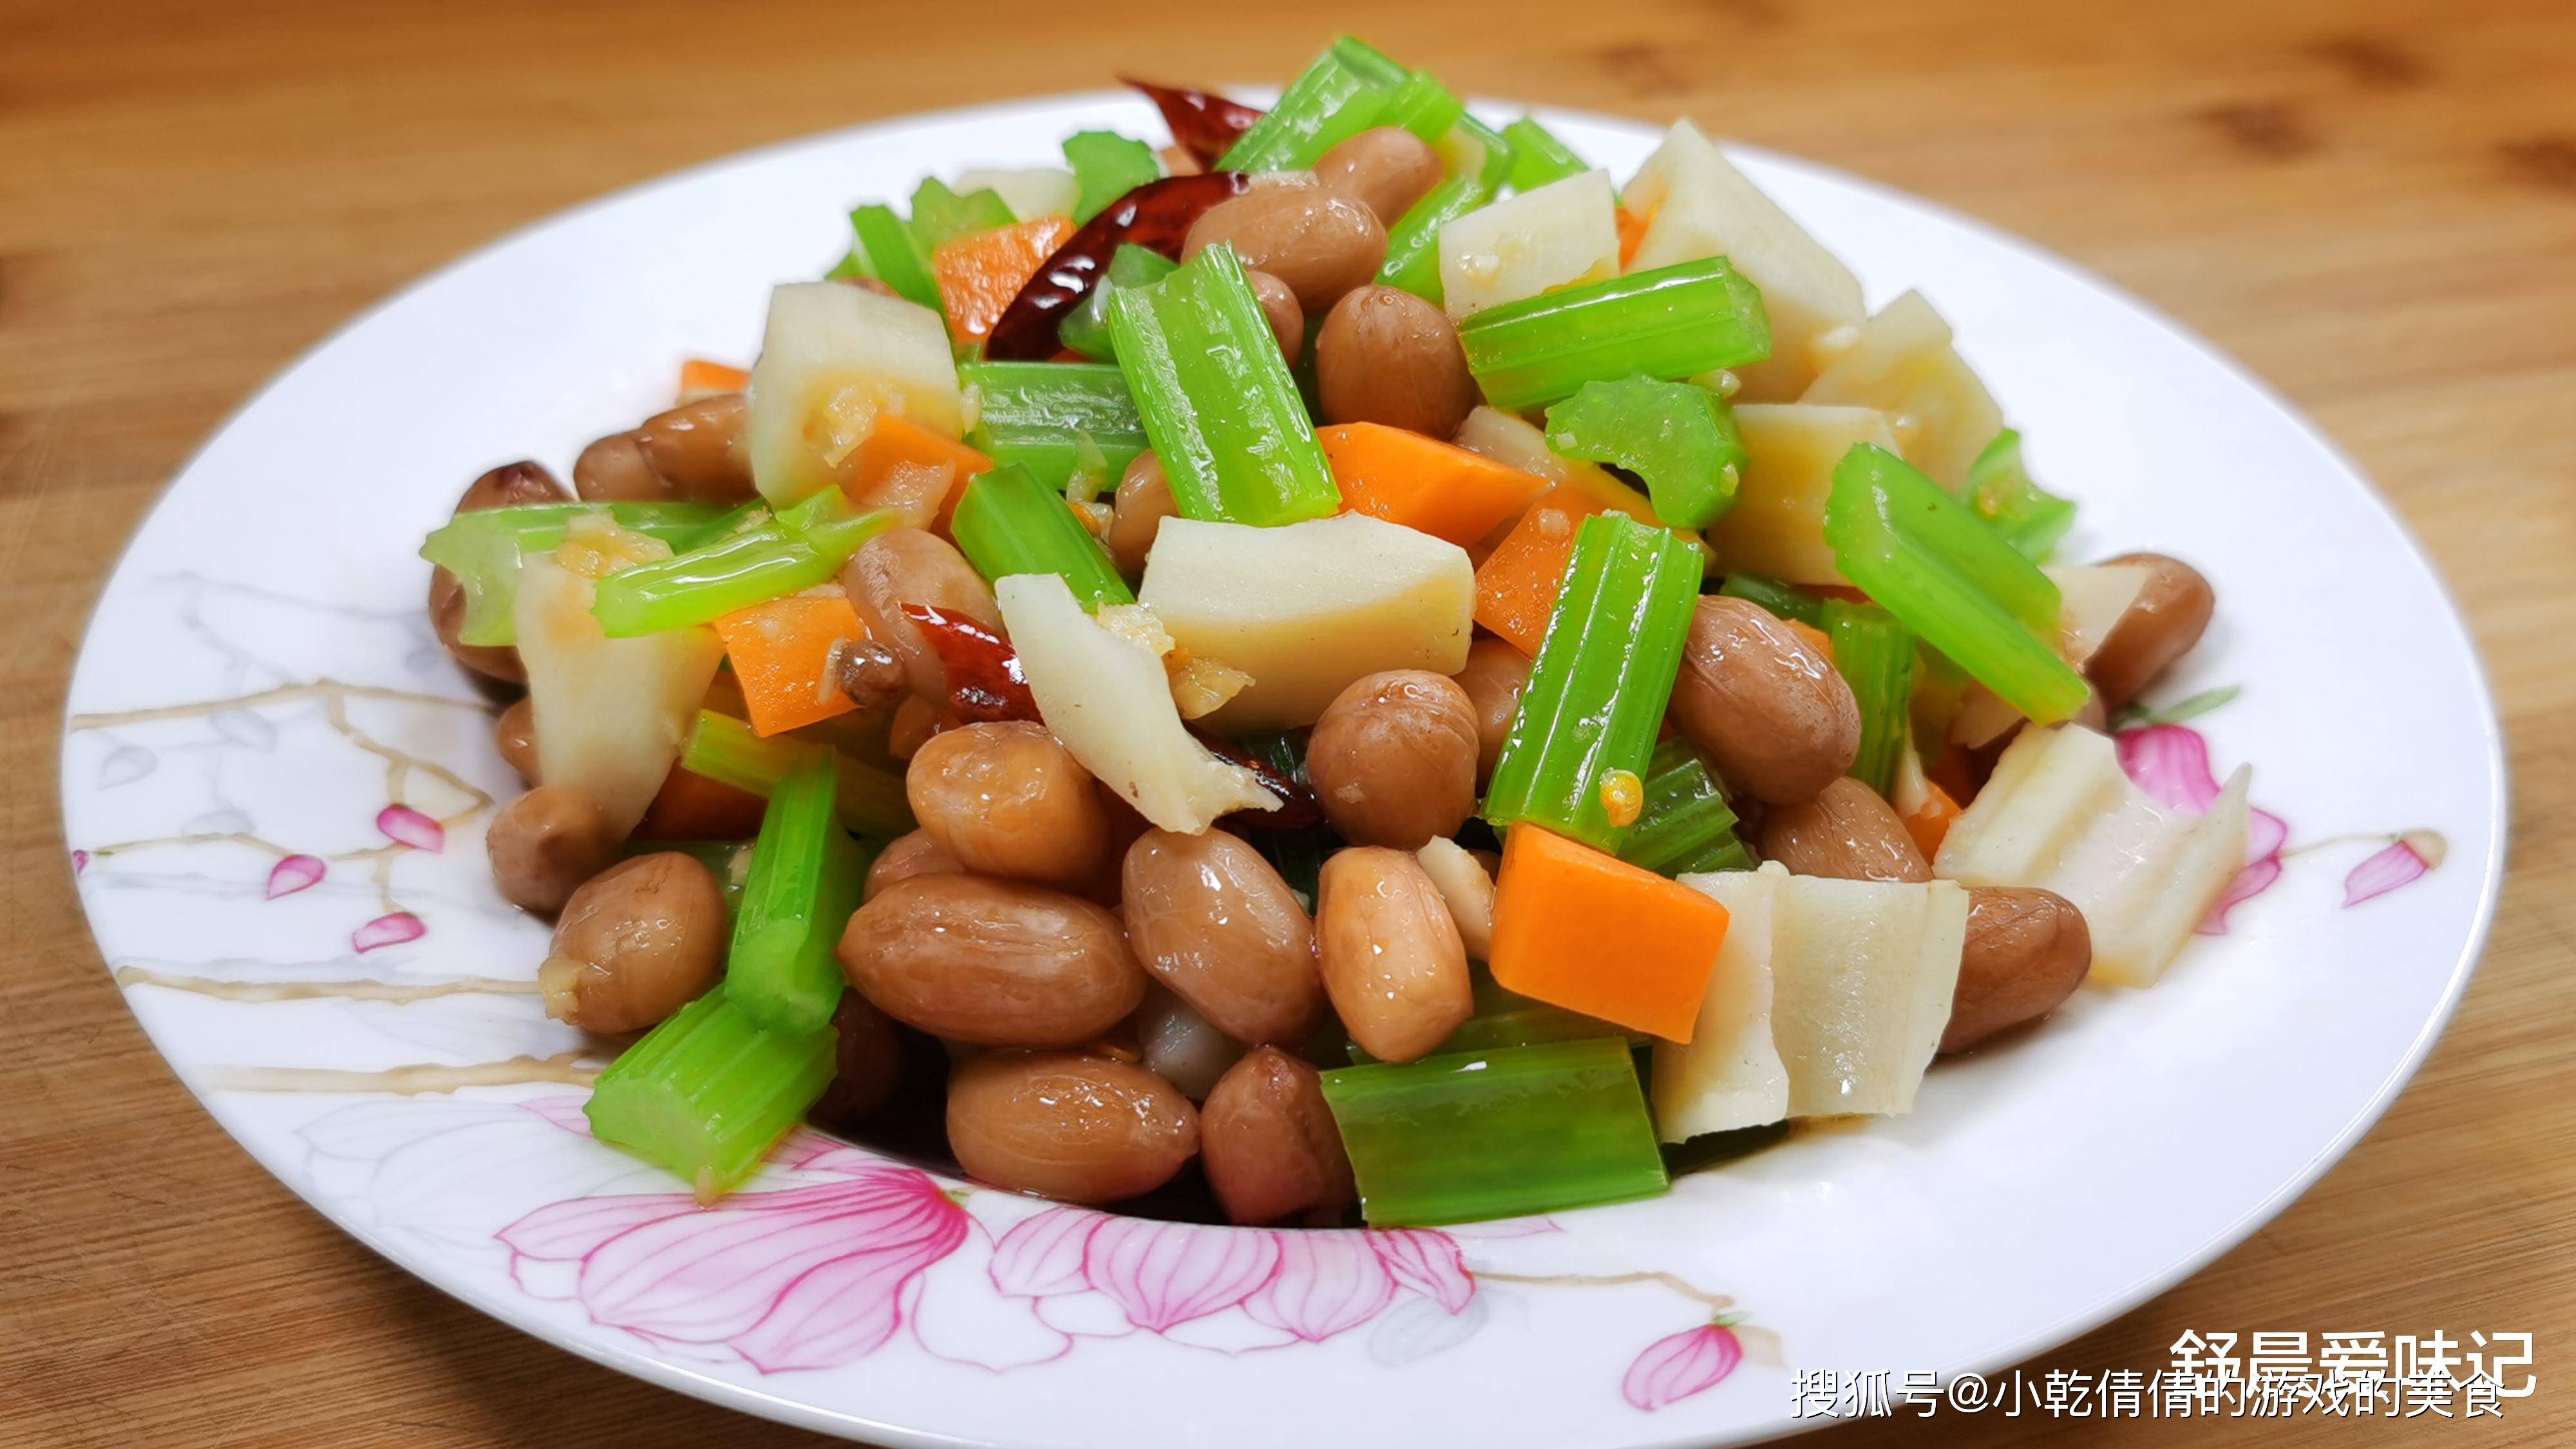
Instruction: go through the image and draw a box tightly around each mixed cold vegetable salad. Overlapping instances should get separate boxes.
[423,37,2246,1228]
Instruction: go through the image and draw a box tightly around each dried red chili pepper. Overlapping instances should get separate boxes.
[1121,78,1266,166]
[1200,735,1325,832]
[983,171,1250,361]
[900,603,1038,724]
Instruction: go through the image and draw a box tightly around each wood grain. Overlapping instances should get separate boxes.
[5,0,2572,1444]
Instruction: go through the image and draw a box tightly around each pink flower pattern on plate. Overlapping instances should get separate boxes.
[2116,723,2290,932]
[1622,1323,1745,1410]
[2345,833,2443,906]
[265,854,325,898]
[375,804,446,853]
[350,911,426,952]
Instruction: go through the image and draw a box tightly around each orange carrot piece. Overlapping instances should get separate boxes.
[1615,207,1651,271]
[712,594,872,737]
[677,359,750,404]
[1488,823,1730,1043]
[933,216,1075,346]
[1473,487,1612,655]
[1318,422,1552,549]
[1902,779,1964,860]
[845,415,994,533]
[637,762,768,840]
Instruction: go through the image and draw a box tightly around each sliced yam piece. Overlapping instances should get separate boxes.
[1935,723,2251,987]
[1651,866,1790,1140]
[994,573,1278,833]
[933,215,1076,346]
[514,554,726,839]
[1488,824,1732,1044]
[1799,290,2003,489]
[1621,120,1865,401]
[1701,404,1897,587]
[1137,513,1474,732]
[1705,863,1965,1117]
[1436,169,1621,321]
[1946,564,2152,749]
[747,281,965,508]
[1318,422,1551,549]
[712,593,871,737]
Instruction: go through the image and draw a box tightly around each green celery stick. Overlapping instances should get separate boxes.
[1619,738,1756,876]
[1376,69,1466,146]
[1502,117,1589,191]
[1377,173,1491,305]
[1057,244,1178,363]
[949,462,1134,609]
[728,750,871,1034]
[585,982,837,1203]
[850,204,941,312]
[1483,513,1701,851]
[1319,1036,1670,1226]
[1108,243,1341,527]
[1446,111,1517,190]
[1821,600,1914,796]
[1218,36,1408,172]
[589,493,893,638]
[681,710,914,838]
[1963,429,2078,562]
[1349,970,1638,1063]
[1716,571,1824,627]
[908,178,1016,252]
[644,839,754,920]
[1457,258,1772,412]
[420,502,727,646]
[1542,376,1747,528]
[1823,443,2088,724]
[960,361,1148,490]
[1063,130,1160,225]
[824,249,870,281]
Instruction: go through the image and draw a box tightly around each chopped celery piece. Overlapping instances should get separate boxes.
[681,709,914,838]
[728,750,869,1034]
[1484,513,1701,851]
[960,361,1148,490]
[824,249,870,281]
[950,462,1134,609]
[1717,571,1824,627]
[1457,258,1772,411]
[1376,69,1466,146]
[1821,600,1914,796]
[1823,443,2088,724]
[1542,376,1747,528]
[850,204,941,312]
[1620,738,1757,876]
[1058,244,1178,363]
[1502,117,1589,190]
[1964,429,2078,562]
[1218,36,1406,172]
[590,493,894,638]
[1378,173,1490,305]
[1349,970,1638,1063]
[907,178,1016,252]
[1450,111,1518,190]
[585,983,836,1202]
[1319,1036,1669,1226]
[1062,130,1160,225]
[1109,243,1341,527]
[420,502,727,647]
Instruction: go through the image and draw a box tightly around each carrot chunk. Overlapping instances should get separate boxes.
[1318,422,1552,549]
[677,359,750,403]
[1473,488,1609,655]
[712,594,873,736]
[636,762,768,840]
[844,415,994,533]
[1902,778,1964,859]
[933,216,1075,346]
[1488,823,1731,1043]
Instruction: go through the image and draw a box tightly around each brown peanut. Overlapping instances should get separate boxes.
[946,1052,1199,1204]
[1942,887,2092,1053]
[1244,268,1306,363]
[1315,846,1473,1063]
[1671,595,1861,804]
[841,528,1003,703]
[633,393,756,503]
[814,993,905,1122]
[837,875,1146,1048]
[487,785,618,914]
[1306,670,1480,849]
[430,461,569,685]
[1121,829,1323,1045]
[1314,127,1443,228]
[538,853,726,1033]
[493,697,540,784]
[1451,638,1531,786]
[1200,1047,1357,1226]
[1183,185,1387,312]
[1756,776,1933,882]
[571,431,665,502]
[2088,553,2215,711]
[864,828,964,900]
[905,721,1110,889]
[1314,285,1481,440]
[1106,450,1177,577]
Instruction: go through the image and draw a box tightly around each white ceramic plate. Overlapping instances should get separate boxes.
[61,93,2505,1448]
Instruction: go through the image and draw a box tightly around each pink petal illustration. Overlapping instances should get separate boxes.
[518,1095,596,1135]
[1372,1228,1475,1314]
[991,1207,1103,1298]
[2199,855,2283,935]
[1367,1291,1492,1366]
[2344,833,2443,907]
[376,804,446,853]
[2116,724,2222,811]
[352,912,426,952]
[70,849,88,875]
[1244,1231,1396,1343]
[266,854,325,898]
[1083,1218,1281,1332]
[1622,1323,1745,1411]
[500,1191,699,1262]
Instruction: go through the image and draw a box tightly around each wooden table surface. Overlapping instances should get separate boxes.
[5,0,2571,1444]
